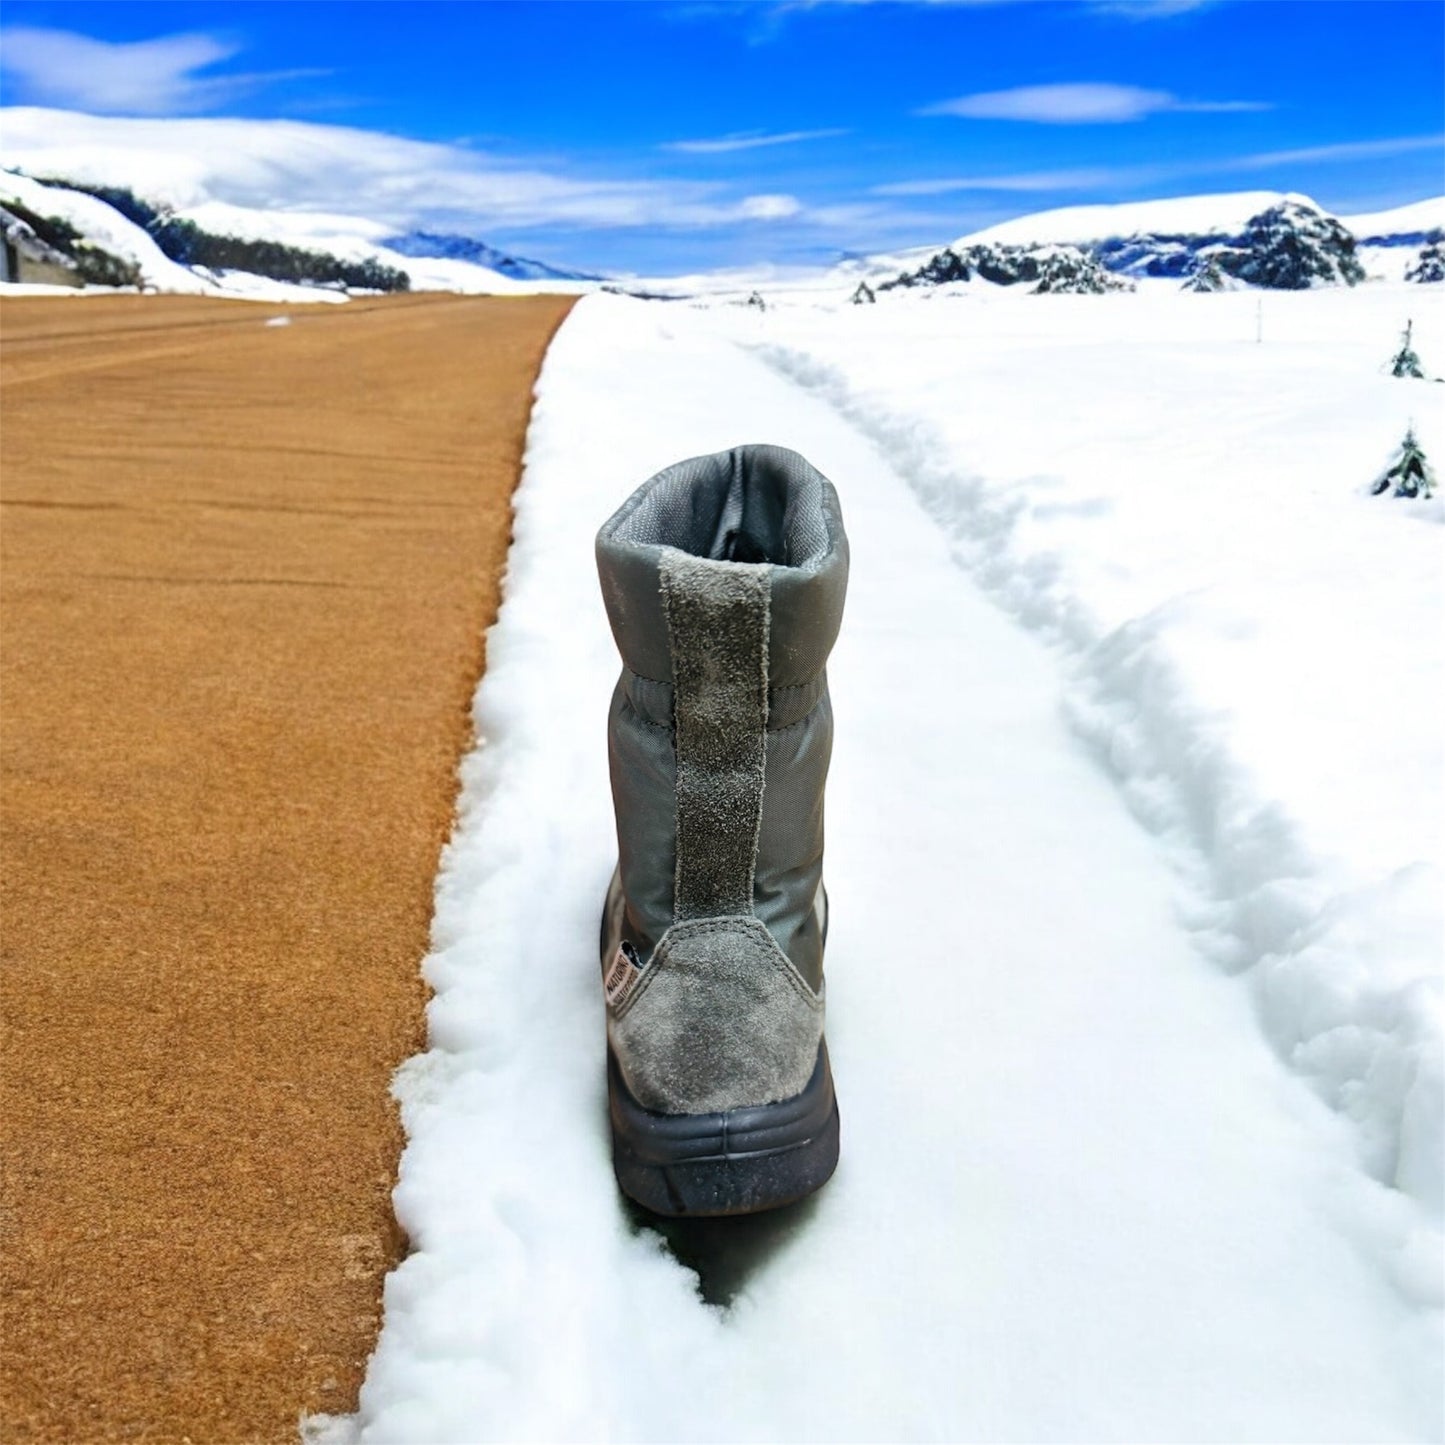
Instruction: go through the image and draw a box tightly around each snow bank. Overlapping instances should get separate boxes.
[737,281,1443,1243]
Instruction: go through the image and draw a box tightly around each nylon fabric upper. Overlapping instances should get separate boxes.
[596,445,847,991]
[596,444,848,689]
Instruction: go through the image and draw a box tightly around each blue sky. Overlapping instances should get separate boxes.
[0,1,1441,273]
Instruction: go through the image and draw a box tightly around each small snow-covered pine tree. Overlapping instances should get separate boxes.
[1371,426,1436,499]
[1182,255,1229,293]
[746,290,766,311]
[1390,319,1426,378]
[1405,241,1445,284]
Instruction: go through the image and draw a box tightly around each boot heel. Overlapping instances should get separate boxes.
[608,1045,840,1217]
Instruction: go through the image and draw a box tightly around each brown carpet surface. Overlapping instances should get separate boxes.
[0,291,575,1443]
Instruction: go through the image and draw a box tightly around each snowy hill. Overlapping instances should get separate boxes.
[1,169,211,293]
[962,190,1306,250]
[0,107,603,297]
[1344,197,1445,246]
[0,168,595,299]
[849,190,1443,296]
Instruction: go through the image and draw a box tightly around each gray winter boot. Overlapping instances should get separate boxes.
[595,444,848,1216]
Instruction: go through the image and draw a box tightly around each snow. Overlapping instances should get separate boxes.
[738,281,1445,1233]
[1344,199,1445,243]
[0,171,357,302]
[314,284,1442,1443]
[192,270,351,304]
[174,200,576,296]
[0,110,601,296]
[0,168,208,292]
[958,190,1319,249]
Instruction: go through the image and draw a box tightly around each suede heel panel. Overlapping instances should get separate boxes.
[610,916,824,1114]
[661,551,770,921]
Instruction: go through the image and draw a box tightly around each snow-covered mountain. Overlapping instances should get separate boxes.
[1344,197,1445,247]
[380,231,598,283]
[857,190,1443,296]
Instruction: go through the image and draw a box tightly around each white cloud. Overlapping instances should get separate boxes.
[737,192,804,218]
[919,82,1267,123]
[663,128,849,154]
[0,107,823,235]
[871,134,1445,205]
[0,26,326,115]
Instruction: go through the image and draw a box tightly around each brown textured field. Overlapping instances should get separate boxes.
[0,291,574,1443]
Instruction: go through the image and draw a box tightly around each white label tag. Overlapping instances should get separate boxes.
[604,945,641,1008]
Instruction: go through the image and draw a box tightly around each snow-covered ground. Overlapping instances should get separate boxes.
[737,281,1444,1233]
[309,282,1442,1443]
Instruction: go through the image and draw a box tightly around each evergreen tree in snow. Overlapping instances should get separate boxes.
[1371,427,1436,499]
[1405,241,1445,284]
[1030,246,1134,294]
[1389,320,1426,379]
[881,247,970,288]
[1181,255,1231,293]
[851,280,876,305]
[746,290,767,311]
[1214,201,1365,290]
[880,241,1131,294]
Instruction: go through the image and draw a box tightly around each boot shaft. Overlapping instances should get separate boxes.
[596,445,849,988]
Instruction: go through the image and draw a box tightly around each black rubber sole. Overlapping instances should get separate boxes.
[608,1043,839,1217]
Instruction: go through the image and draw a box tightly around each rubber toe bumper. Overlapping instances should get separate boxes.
[608,1043,839,1217]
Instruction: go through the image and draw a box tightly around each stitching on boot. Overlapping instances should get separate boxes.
[660,551,770,921]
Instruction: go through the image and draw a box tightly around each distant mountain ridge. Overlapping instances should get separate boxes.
[380,231,599,282]
[868,191,1443,294]
[0,167,603,298]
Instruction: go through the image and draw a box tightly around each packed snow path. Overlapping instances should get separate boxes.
[328,295,1440,1443]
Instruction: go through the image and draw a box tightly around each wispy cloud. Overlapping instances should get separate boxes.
[1221,134,1445,169]
[1086,0,1220,16]
[761,0,1222,19]
[873,168,1127,196]
[670,0,1226,46]
[663,127,849,154]
[872,134,1445,203]
[0,27,327,116]
[918,82,1268,123]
